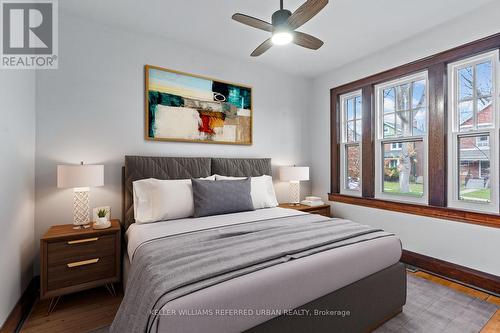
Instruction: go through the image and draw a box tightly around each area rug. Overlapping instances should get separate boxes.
[89,274,498,333]
[375,274,498,332]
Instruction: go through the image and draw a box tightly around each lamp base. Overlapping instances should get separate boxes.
[288,181,300,205]
[73,188,90,227]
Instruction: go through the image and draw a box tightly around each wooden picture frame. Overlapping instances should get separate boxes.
[145,65,253,145]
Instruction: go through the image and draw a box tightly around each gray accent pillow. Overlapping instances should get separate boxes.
[192,178,254,217]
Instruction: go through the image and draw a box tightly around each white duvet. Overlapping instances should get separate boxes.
[125,207,403,333]
[126,207,306,260]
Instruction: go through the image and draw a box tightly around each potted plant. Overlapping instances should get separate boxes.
[93,208,111,229]
[97,208,108,221]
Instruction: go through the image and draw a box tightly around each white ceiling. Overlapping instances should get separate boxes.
[61,0,494,77]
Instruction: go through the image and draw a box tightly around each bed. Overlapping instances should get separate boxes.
[114,156,406,333]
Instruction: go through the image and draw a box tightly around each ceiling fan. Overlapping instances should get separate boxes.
[232,0,328,57]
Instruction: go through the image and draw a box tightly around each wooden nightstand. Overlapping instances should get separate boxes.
[40,220,121,312]
[278,203,331,217]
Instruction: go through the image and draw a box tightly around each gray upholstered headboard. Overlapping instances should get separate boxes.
[123,156,272,229]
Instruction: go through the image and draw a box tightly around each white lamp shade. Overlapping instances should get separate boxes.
[57,164,104,189]
[279,166,309,181]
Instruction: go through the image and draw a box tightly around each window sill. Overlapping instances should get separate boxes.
[328,193,500,229]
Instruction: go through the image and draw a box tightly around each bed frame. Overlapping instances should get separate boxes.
[122,155,406,332]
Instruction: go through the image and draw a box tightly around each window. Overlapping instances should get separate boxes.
[340,91,362,194]
[448,50,499,212]
[391,142,403,150]
[389,159,399,168]
[375,72,428,203]
[330,34,500,227]
[476,135,489,147]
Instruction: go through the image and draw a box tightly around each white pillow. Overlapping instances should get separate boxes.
[215,175,278,209]
[133,175,215,223]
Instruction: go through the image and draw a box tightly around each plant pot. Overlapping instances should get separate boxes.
[93,217,111,229]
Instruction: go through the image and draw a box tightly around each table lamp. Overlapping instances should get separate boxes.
[279,166,309,205]
[57,162,104,229]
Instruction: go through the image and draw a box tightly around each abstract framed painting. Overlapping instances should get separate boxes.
[145,65,253,145]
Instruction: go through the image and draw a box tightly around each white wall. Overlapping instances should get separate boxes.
[34,12,313,270]
[32,0,500,281]
[310,1,500,276]
[0,71,36,326]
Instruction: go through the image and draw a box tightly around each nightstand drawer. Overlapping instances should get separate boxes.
[47,255,116,291]
[47,234,116,266]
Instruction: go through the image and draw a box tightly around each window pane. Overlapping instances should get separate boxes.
[384,88,395,113]
[383,141,424,197]
[346,121,355,142]
[476,61,492,97]
[384,113,395,138]
[412,80,426,108]
[355,120,362,142]
[396,83,411,111]
[355,96,362,119]
[412,108,426,135]
[346,145,361,191]
[477,96,493,129]
[458,135,491,203]
[458,67,473,101]
[458,100,473,132]
[381,77,427,140]
[346,98,355,120]
[395,111,411,137]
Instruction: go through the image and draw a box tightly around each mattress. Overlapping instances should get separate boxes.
[124,207,402,333]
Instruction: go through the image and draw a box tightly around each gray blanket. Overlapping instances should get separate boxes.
[111,214,393,333]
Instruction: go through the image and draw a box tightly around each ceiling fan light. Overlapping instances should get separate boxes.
[271,31,293,45]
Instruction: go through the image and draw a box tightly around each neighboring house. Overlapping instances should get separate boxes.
[458,103,492,188]
[382,119,425,182]
[346,145,361,189]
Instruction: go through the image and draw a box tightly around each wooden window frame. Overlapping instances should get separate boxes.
[330,33,500,228]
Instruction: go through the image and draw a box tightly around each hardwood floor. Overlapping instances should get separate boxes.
[20,287,122,333]
[19,271,499,333]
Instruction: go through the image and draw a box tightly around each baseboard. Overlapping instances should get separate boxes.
[401,250,500,295]
[0,276,39,333]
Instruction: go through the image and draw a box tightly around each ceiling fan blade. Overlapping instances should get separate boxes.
[232,13,273,32]
[293,31,324,50]
[251,38,273,57]
[287,0,328,30]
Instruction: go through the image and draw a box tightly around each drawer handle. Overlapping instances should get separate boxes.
[67,237,99,245]
[67,258,99,268]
